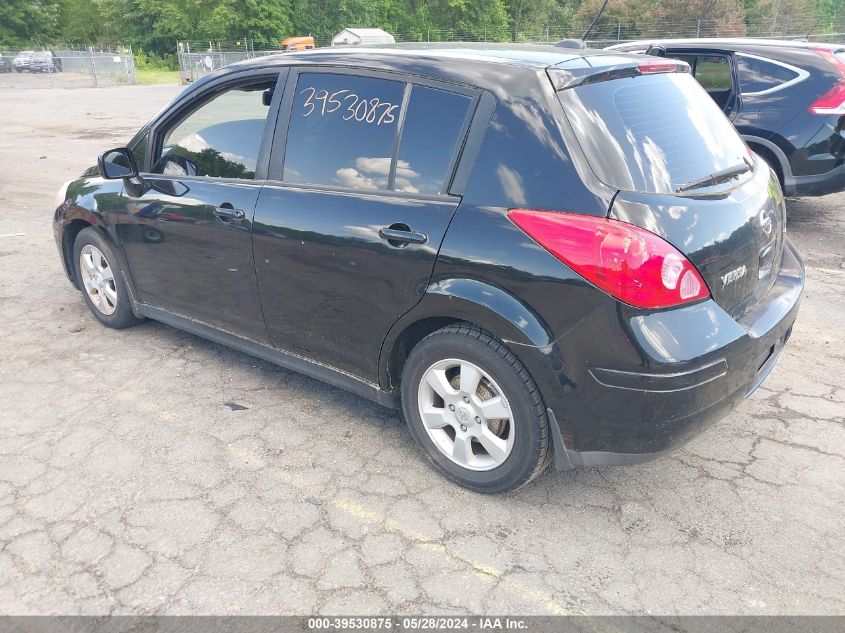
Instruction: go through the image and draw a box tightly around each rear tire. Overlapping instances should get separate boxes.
[401,324,551,493]
[73,227,141,329]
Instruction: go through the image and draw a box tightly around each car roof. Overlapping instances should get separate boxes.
[608,37,844,52]
[232,42,620,72]
[174,43,645,106]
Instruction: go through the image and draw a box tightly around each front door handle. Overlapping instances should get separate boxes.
[379,225,428,246]
[214,204,245,221]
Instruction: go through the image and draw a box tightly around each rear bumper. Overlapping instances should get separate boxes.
[547,239,804,468]
[789,162,845,197]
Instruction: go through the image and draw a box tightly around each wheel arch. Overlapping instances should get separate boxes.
[61,219,100,289]
[59,204,140,321]
[378,278,556,395]
[744,135,793,194]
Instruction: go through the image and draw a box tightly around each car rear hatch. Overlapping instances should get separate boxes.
[549,54,786,319]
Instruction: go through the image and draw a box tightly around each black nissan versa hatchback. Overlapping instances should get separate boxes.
[53,44,804,492]
[608,38,845,197]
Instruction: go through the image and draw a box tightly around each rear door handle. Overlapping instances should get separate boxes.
[379,226,428,245]
[214,204,245,221]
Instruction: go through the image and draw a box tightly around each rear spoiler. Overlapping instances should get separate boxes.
[548,55,690,91]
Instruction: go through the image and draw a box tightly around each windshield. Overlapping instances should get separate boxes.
[558,72,749,194]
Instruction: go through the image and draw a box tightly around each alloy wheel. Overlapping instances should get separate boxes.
[417,358,514,471]
[79,245,118,316]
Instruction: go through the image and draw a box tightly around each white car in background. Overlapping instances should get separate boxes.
[13,51,34,72]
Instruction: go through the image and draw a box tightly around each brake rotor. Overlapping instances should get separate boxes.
[450,374,508,437]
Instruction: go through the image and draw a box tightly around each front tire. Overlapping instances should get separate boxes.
[73,227,141,329]
[401,324,551,493]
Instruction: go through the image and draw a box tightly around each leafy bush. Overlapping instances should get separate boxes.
[134,49,177,71]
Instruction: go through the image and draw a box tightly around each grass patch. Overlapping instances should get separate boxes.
[136,69,181,85]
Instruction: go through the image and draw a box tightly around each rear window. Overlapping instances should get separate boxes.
[735,54,800,94]
[558,72,748,194]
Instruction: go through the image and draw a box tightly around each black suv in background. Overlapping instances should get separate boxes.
[30,51,61,73]
[53,45,803,492]
[608,39,845,196]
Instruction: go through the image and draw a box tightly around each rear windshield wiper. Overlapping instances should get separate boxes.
[676,161,751,193]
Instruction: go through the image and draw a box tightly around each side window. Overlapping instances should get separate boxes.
[283,73,405,190]
[152,79,275,179]
[736,55,800,94]
[395,85,473,195]
[693,55,732,92]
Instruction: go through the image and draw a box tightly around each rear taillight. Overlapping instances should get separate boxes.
[808,79,845,115]
[637,60,679,74]
[809,48,845,115]
[507,209,710,309]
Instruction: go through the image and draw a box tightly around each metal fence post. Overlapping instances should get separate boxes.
[697,19,701,37]
[617,23,622,42]
[89,46,98,88]
[127,46,136,85]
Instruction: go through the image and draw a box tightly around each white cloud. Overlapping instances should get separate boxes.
[335,167,381,190]
[336,156,421,191]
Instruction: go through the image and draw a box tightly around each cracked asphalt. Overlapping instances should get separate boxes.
[0,85,843,616]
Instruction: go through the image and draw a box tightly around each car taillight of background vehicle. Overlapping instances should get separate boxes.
[809,48,845,115]
[507,209,710,309]
[637,60,680,74]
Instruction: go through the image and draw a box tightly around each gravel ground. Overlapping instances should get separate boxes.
[0,85,843,616]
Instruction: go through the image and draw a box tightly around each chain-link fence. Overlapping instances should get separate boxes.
[0,48,136,88]
[175,15,844,83]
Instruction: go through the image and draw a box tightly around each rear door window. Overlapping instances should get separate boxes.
[283,73,405,191]
[735,54,802,94]
[282,72,474,195]
[395,85,474,195]
[558,72,748,194]
[693,55,733,91]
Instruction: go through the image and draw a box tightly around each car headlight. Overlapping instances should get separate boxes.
[55,180,73,208]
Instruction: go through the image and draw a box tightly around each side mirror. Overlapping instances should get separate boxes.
[98,147,138,180]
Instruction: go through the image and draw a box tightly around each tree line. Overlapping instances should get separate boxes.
[1,0,841,60]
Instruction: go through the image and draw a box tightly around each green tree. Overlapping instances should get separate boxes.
[423,0,510,40]
[57,0,107,44]
[575,0,662,40]
[0,0,59,46]
[199,0,293,48]
[506,0,573,41]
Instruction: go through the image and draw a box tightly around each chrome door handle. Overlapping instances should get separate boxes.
[379,227,428,245]
[214,205,245,221]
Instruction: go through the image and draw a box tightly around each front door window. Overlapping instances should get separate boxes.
[153,80,275,179]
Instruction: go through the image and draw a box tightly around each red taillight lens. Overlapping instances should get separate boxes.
[507,209,710,309]
[809,48,845,115]
[808,79,845,115]
[637,60,679,74]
